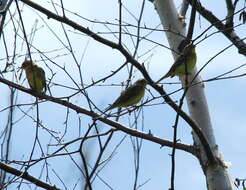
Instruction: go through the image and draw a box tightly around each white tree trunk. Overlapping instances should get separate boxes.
[153,0,233,189]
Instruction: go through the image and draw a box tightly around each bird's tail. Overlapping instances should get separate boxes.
[155,73,169,84]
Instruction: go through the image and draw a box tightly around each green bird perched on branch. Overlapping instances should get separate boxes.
[156,44,197,83]
[21,60,47,93]
[105,78,147,112]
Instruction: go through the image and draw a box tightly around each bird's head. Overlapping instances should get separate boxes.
[21,60,33,70]
[135,78,147,87]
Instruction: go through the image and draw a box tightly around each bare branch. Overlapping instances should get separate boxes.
[0,162,61,190]
[186,0,246,55]
[18,0,215,164]
[0,77,195,155]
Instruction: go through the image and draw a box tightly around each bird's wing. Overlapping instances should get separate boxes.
[106,85,143,111]
[156,48,193,83]
[110,85,135,106]
[117,85,142,103]
[169,47,196,76]
[36,66,47,92]
[165,56,184,76]
[156,61,180,83]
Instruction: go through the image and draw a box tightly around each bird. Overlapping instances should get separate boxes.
[21,60,46,93]
[156,45,197,83]
[105,78,147,112]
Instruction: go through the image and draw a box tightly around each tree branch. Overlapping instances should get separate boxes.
[225,0,234,28]
[186,0,246,55]
[0,77,195,155]
[18,0,215,163]
[0,162,60,190]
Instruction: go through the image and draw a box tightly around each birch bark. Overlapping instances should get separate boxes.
[153,0,233,189]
